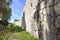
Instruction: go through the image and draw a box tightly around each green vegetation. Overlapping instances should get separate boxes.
[0,0,12,26]
[6,25,24,32]
[16,31,38,40]
[0,0,38,40]
[0,32,12,40]
[0,25,38,40]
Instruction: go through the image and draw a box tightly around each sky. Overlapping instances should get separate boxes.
[9,0,26,23]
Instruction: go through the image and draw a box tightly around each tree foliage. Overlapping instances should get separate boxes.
[0,0,12,26]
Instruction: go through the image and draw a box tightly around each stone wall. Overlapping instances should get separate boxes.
[22,0,39,38]
[14,20,21,26]
[22,0,60,40]
[40,0,60,40]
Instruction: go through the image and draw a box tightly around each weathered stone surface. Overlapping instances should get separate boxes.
[40,1,45,9]
[22,0,60,40]
[54,0,60,4]
[14,20,21,27]
[22,0,39,38]
[21,12,26,29]
[55,16,60,28]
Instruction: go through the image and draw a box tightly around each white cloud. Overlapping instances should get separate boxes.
[12,12,20,18]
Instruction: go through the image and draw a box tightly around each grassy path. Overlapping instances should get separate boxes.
[0,25,38,40]
[8,31,38,40]
[8,32,19,40]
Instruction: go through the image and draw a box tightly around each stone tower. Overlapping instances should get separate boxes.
[22,0,60,40]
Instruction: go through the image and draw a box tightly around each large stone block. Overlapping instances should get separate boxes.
[55,16,60,28]
[40,1,45,9]
[54,0,60,28]
[47,0,54,7]
[40,13,44,21]
[54,3,60,15]
[54,0,60,4]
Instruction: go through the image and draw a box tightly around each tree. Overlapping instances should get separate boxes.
[0,0,12,26]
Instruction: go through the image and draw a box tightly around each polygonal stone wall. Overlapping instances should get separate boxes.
[22,0,60,40]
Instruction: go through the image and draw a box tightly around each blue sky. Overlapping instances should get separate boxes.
[9,0,26,23]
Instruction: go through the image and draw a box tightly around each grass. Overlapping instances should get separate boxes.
[0,32,12,40]
[16,31,38,40]
[0,25,38,40]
